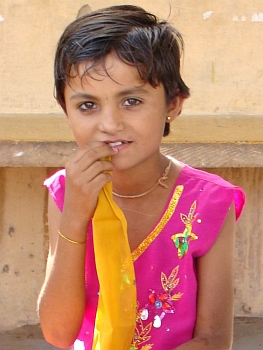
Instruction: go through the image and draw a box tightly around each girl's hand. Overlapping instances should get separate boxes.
[61,141,117,231]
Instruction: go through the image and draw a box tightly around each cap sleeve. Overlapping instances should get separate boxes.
[193,183,245,258]
[177,166,246,258]
[43,169,66,212]
[234,186,246,220]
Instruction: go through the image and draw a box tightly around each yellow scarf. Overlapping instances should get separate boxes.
[92,180,136,349]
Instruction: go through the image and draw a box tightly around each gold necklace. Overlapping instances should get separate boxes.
[113,159,172,199]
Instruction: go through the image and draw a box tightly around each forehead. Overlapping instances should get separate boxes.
[70,53,145,87]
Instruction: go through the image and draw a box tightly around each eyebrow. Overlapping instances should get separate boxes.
[117,87,150,97]
[69,87,150,101]
[70,93,95,101]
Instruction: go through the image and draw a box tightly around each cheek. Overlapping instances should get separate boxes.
[70,129,84,147]
[141,121,165,144]
[66,116,73,129]
[67,122,88,146]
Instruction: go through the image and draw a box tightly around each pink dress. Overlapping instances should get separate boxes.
[44,162,245,350]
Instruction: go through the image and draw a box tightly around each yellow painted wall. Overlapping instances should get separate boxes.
[0,0,262,330]
[0,0,262,115]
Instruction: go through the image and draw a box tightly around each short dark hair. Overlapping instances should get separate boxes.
[54,5,190,136]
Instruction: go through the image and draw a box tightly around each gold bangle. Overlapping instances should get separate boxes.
[58,230,86,245]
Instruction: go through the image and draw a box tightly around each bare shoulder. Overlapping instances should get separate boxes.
[167,157,185,186]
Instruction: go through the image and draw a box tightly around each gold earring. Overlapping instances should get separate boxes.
[166,116,171,122]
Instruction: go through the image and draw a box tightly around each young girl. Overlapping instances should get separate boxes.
[38,5,245,350]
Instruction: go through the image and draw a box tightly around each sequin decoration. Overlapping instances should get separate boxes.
[130,306,153,350]
[171,201,199,258]
[132,186,184,262]
[146,266,183,328]
[131,266,183,349]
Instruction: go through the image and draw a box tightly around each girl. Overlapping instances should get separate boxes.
[38,5,245,350]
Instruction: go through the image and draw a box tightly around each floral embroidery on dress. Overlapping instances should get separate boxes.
[130,308,153,350]
[171,201,199,258]
[130,266,183,349]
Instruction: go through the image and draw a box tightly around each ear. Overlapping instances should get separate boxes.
[166,95,185,122]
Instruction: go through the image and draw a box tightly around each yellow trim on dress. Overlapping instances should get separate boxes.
[132,185,184,262]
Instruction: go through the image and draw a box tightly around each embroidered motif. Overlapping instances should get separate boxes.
[171,201,199,258]
[130,305,153,350]
[131,266,183,349]
[132,185,184,262]
[144,266,183,328]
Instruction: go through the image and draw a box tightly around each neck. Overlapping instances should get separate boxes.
[112,154,170,197]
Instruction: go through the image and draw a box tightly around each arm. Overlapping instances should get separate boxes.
[38,195,87,349]
[174,204,236,350]
[37,142,117,348]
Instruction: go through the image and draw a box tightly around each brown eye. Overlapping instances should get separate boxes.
[123,98,141,106]
[79,102,96,111]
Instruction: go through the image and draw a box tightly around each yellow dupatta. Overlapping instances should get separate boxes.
[92,180,136,349]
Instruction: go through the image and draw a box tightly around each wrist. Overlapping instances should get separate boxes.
[59,217,89,244]
[58,230,86,245]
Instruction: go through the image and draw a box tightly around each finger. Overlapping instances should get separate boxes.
[90,171,113,189]
[69,170,112,201]
[83,158,114,182]
[65,156,114,191]
[67,142,116,169]
[67,141,105,163]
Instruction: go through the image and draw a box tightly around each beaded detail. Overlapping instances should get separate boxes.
[130,266,183,349]
[132,185,184,262]
[171,201,199,258]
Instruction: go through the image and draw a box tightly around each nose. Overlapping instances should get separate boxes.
[98,108,124,134]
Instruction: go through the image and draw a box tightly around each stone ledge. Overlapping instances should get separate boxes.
[0,141,262,168]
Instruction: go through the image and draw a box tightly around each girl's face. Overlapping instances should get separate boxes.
[64,52,183,170]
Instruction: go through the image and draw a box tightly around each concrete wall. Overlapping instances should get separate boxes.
[0,168,48,330]
[0,0,262,331]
